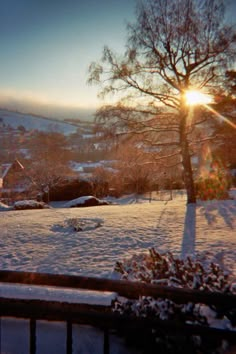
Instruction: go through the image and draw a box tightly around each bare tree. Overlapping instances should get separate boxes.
[27,132,73,200]
[89,0,236,203]
[114,141,158,194]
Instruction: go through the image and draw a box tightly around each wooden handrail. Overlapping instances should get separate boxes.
[0,269,236,309]
[1,270,236,354]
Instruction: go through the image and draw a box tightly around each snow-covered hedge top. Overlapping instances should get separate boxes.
[63,196,108,207]
[65,196,95,206]
[112,249,236,352]
[14,200,50,210]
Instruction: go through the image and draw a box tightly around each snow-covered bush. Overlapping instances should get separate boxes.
[114,249,233,292]
[13,200,50,210]
[63,196,109,208]
[66,217,104,231]
[112,249,236,353]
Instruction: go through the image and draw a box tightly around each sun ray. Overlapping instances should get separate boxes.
[203,104,236,129]
[184,89,236,129]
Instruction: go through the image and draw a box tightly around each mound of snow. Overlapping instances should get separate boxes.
[66,217,104,231]
[13,200,50,210]
[63,196,109,208]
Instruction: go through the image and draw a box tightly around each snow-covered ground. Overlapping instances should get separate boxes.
[0,190,236,353]
[0,109,78,135]
[1,190,236,278]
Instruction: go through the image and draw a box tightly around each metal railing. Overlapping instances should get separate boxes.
[1,270,236,354]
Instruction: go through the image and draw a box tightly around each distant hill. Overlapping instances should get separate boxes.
[0,109,78,135]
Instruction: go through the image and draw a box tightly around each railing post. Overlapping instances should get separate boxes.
[104,329,109,354]
[30,319,36,354]
[0,318,2,354]
[66,321,72,354]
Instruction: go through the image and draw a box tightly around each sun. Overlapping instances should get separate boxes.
[185,90,212,106]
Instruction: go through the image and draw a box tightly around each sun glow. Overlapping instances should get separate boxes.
[184,90,236,129]
[185,90,213,106]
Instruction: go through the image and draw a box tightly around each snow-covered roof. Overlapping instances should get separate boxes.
[1,163,12,179]
[18,148,31,158]
[69,160,117,173]
[1,159,24,179]
[14,159,24,170]
[0,201,11,211]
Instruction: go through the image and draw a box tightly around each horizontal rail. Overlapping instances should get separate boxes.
[1,270,236,354]
[1,296,236,341]
[1,269,236,309]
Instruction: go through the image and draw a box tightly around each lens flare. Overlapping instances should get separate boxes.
[204,104,236,129]
[185,89,236,129]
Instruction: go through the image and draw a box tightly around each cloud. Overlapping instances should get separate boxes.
[0,91,96,121]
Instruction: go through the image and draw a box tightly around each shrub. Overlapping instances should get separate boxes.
[195,162,231,201]
[64,196,109,208]
[195,175,229,200]
[112,249,236,353]
[13,200,50,210]
[49,179,94,201]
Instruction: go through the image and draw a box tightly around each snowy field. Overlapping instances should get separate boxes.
[0,109,78,135]
[0,193,236,277]
[0,190,236,354]
[1,190,236,279]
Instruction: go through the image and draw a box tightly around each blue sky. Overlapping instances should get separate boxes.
[0,0,136,117]
[0,0,235,119]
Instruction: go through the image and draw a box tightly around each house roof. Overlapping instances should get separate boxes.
[1,163,12,179]
[1,159,24,179]
[14,159,24,170]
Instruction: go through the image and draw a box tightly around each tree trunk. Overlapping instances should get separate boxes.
[179,106,196,204]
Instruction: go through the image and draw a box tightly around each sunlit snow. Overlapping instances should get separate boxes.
[1,190,236,278]
[0,190,236,353]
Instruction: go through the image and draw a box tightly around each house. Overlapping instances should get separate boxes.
[0,159,29,200]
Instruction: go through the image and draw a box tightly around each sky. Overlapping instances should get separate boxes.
[0,0,235,120]
[0,0,136,119]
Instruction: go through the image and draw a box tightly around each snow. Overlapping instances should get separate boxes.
[0,109,78,135]
[1,163,12,179]
[64,195,97,206]
[199,305,233,330]
[63,195,108,207]
[0,190,236,353]
[82,133,95,139]
[13,200,50,210]
[1,190,236,278]
[0,201,11,211]
[69,160,116,173]
[0,320,131,354]
[0,283,116,305]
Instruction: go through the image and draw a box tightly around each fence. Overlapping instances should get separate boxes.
[0,270,236,354]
